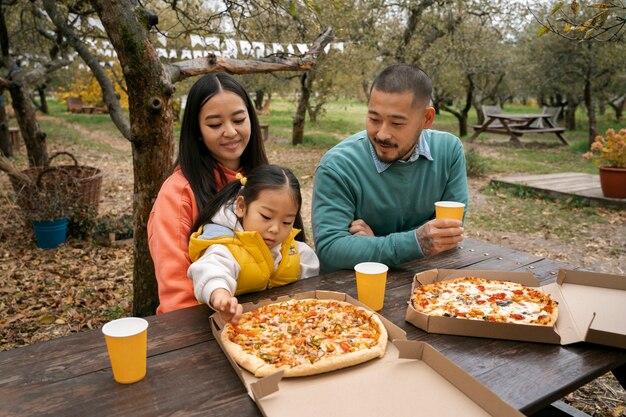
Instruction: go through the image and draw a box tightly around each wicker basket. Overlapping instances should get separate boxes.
[8,151,103,219]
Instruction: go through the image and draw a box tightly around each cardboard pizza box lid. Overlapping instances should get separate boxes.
[545,269,626,349]
[212,290,524,417]
[406,268,626,348]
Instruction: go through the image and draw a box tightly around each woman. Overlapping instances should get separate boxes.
[148,73,268,314]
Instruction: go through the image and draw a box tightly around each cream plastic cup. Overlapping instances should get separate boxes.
[354,262,389,311]
[102,317,149,384]
[435,201,465,221]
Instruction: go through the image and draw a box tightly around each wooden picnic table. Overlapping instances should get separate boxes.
[8,127,20,150]
[1,238,624,417]
[469,113,569,145]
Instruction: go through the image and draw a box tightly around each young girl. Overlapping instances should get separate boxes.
[187,165,319,324]
[148,73,268,314]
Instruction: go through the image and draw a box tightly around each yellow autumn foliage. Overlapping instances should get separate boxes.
[54,66,128,110]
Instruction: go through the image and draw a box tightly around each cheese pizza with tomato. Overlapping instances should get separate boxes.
[410,277,558,326]
[220,298,388,377]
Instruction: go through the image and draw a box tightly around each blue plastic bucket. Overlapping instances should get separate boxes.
[32,217,68,249]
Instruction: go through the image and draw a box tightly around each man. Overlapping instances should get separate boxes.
[312,63,468,272]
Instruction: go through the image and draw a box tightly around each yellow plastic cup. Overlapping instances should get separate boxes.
[354,262,389,311]
[435,201,465,221]
[102,317,149,384]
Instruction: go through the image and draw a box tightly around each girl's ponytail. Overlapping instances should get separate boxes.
[190,180,243,235]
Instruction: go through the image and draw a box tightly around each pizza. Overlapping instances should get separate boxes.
[410,277,558,326]
[220,298,388,378]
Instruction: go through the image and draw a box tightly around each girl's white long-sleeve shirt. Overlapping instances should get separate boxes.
[187,203,320,306]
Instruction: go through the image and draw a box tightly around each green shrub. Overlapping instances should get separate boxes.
[67,206,98,239]
[465,147,489,177]
[94,213,133,241]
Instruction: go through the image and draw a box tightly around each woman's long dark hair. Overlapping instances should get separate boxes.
[176,73,268,210]
[191,165,306,242]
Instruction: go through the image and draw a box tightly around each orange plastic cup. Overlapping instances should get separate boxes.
[435,201,465,221]
[354,262,389,311]
[102,317,149,384]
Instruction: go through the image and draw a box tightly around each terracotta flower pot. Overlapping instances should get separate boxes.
[599,167,626,198]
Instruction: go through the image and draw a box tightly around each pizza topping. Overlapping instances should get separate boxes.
[411,277,558,326]
[223,299,386,373]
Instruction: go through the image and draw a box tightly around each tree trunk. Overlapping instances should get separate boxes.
[441,76,473,137]
[292,71,312,145]
[598,99,606,116]
[608,96,625,121]
[0,4,47,167]
[92,0,175,316]
[38,86,48,114]
[361,79,369,103]
[394,0,436,62]
[566,95,577,131]
[254,89,264,111]
[307,100,324,123]
[583,77,597,147]
[0,92,12,157]
[441,104,468,137]
[9,83,48,167]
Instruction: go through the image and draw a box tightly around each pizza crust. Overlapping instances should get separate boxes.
[221,298,388,378]
[262,343,385,378]
[221,331,266,375]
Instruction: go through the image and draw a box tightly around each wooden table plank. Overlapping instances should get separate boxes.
[0,304,213,387]
[0,341,256,417]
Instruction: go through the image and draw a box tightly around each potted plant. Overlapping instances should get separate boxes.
[25,182,72,249]
[583,128,626,198]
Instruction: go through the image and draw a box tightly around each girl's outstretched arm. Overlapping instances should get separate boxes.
[187,244,240,305]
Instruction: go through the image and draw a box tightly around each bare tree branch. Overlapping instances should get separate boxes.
[168,26,334,83]
[22,56,72,85]
[41,0,132,141]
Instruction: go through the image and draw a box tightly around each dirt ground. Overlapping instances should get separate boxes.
[0,119,624,416]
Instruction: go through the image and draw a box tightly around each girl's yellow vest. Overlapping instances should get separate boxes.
[189,226,301,295]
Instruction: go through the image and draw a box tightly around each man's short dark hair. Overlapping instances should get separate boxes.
[370,63,432,106]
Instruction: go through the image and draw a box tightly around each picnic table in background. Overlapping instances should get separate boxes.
[1,238,623,417]
[469,106,569,145]
[8,127,20,150]
[65,97,108,114]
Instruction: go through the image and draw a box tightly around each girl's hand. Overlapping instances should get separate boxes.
[210,288,243,324]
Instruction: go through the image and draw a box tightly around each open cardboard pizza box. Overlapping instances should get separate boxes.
[405,269,626,348]
[211,290,524,417]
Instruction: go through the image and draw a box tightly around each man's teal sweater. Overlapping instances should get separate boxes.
[312,129,469,272]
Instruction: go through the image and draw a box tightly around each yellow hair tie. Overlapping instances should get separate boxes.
[235,172,247,186]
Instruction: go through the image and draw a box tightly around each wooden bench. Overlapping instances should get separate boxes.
[66,97,85,113]
[8,127,20,150]
[472,122,527,130]
[510,127,566,135]
[509,126,568,145]
[259,123,269,141]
